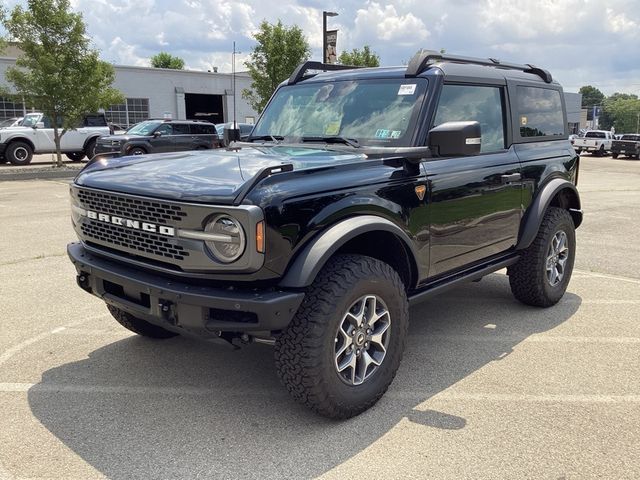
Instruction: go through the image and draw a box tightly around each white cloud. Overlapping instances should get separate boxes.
[353,2,429,45]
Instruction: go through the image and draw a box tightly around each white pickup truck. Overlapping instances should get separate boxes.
[0,112,111,165]
[573,130,614,156]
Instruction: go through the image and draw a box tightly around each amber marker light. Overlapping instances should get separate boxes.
[256,221,265,253]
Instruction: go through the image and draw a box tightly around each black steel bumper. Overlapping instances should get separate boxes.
[67,242,304,337]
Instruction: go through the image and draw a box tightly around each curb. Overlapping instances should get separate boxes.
[0,167,81,181]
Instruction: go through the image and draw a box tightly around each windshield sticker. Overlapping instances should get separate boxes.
[390,130,402,139]
[375,129,391,138]
[398,84,417,95]
[325,121,341,136]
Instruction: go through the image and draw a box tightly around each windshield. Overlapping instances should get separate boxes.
[21,114,41,127]
[126,121,162,136]
[621,135,640,141]
[252,79,428,147]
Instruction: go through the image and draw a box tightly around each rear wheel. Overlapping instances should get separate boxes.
[275,254,409,419]
[508,207,576,307]
[596,145,605,157]
[66,152,86,162]
[107,304,178,339]
[6,141,33,165]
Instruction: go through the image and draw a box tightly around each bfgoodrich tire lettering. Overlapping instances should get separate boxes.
[508,207,576,307]
[107,304,178,339]
[275,254,409,419]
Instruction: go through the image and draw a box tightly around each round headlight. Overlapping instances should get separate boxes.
[204,215,246,263]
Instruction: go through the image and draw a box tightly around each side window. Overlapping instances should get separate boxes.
[154,124,173,136]
[172,124,190,135]
[433,85,505,153]
[517,86,564,137]
[190,124,215,135]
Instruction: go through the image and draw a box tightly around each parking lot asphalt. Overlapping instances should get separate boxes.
[0,155,639,479]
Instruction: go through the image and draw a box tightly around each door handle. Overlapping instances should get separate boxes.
[501,173,521,184]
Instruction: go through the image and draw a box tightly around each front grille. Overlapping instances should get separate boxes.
[81,220,189,261]
[77,189,187,224]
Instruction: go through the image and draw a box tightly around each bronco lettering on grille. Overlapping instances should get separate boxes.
[86,210,175,237]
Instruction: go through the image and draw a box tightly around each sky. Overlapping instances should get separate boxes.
[2,0,639,95]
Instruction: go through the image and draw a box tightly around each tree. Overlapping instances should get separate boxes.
[2,0,123,167]
[579,85,605,109]
[242,20,310,113]
[338,45,380,67]
[600,93,640,133]
[150,52,185,70]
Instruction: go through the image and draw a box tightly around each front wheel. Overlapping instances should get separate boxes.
[84,138,97,159]
[508,207,576,307]
[611,153,619,159]
[275,254,409,419]
[107,304,178,339]
[6,141,33,165]
[128,147,146,156]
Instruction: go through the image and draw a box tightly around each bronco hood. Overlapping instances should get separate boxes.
[74,146,366,204]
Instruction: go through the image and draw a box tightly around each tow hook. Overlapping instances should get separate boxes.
[158,299,177,325]
[76,272,91,292]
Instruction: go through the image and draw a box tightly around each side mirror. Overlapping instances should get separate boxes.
[223,125,240,147]
[34,122,45,129]
[153,131,162,137]
[428,121,481,157]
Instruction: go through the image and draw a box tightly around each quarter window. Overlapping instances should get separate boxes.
[433,85,505,153]
[517,87,564,137]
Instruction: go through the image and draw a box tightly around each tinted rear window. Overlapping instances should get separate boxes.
[172,123,190,135]
[621,134,640,141]
[585,131,606,139]
[190,123,216,135]
[517,86,564,137]
[84,115,107,126]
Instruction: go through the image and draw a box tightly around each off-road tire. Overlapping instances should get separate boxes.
[611,153,619,159]
[66,152,86,162]
[596,145,605,157]
[509,207,576,307]
[84,138,97,159]
[128,147,146,156]
[107,304,178,339]
[6,141,33,165]
[275,254,409,419]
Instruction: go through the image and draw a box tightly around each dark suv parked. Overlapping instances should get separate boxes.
[94,119,220,157]
[68,51,582,419]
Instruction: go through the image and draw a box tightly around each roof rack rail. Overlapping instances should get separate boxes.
[288,61,363,85]
[405,50,553,83]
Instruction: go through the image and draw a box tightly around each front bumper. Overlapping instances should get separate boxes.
[94,144,123,156]
[67,242,304,336]
[0,143,6,155]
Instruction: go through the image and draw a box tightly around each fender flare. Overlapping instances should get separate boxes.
[5,137,36,152]
[279,215,419,288]
[82,135,101,151]
[516,178,582,250]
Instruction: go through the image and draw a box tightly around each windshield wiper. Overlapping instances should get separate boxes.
[300,136,360,148]
[246,135,284,143]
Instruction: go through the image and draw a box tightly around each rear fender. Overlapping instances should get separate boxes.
[516,178,582,250]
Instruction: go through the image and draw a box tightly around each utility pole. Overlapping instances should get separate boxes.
[232,41,237,127]
[637,112,639,134]
[322,11,338,63]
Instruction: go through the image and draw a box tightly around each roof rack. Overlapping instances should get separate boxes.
[405,50,553,83]
[288,61,363,85]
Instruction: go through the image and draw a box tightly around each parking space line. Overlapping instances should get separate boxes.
[0,383,281,396]
[412,334,640,344]
[573,269,640,284]
[427,391,640,404]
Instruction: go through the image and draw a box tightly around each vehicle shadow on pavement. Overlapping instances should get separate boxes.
[28,274,580,479]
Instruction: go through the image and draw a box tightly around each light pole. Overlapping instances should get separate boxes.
[232,41,240,127]
[636,112,639,134]
[322,11,338,64]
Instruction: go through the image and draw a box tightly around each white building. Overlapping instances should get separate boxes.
[0,53,258,127]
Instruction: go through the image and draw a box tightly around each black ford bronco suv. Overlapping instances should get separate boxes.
[67,51,582,419]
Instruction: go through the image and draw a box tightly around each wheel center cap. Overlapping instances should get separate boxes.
[355,332,366,347]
